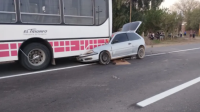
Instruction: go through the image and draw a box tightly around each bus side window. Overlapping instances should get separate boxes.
[63,0,94,25]
[0,0,16,23]
[95,0,108,25]
[20,0,61,24]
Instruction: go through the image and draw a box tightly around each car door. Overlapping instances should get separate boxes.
[127,32,142,54]
[111,33,132,57]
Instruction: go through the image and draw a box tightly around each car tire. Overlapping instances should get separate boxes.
[99,51,111,65]
[136,46,145,59]
[20,43,51,71]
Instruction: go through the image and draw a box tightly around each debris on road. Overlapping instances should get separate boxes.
[112,59,131,65]
[112,75,120,79]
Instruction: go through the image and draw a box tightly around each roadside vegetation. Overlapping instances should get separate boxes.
[112,0,200,45]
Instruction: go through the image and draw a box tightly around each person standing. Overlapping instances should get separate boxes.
[180,31,182,37]
[184,31,187,37]
[193,31,196,38]
[190,30,193,38]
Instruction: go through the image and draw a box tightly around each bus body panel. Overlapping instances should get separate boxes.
[0,0,112,64]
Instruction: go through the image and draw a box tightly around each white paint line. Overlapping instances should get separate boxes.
[137,76,200,107]
[146,47,200,57]
[1,47,200,80]
[146,52,166,57]
[0,64,94,80]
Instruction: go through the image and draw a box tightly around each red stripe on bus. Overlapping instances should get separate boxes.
[55,47,64,52]
[0,51,9,57]
[0,44,9,50]
[71,41,80,51]
[81,46,84,50]
[10,44,17,49]
[90,45,94,49]
[65,41,69,46]
[85,40,89,50]
[54,42,59,46]
[11,51,17,56]
[60,41,64,46]
[18,43,22,48]
[94,40,97,44]
[98,39,105,43]
[49,42,53,46]
[81,40,84,44]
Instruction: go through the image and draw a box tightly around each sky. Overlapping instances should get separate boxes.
[160,0,179,8]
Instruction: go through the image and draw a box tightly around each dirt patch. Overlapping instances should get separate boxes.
[112,59,131,65]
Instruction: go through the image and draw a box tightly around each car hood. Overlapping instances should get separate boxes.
[93,44,111,53]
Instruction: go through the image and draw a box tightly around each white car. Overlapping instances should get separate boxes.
[77,21,145,65]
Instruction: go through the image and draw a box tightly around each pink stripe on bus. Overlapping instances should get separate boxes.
[55,47,64,52]
[10,44,17,49]
[0,51,9,57]
[0,44,9,50]
[11,51,18,56]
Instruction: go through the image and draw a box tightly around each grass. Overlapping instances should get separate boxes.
[144,36,200,46]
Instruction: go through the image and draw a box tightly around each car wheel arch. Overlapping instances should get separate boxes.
[99,50,112,59]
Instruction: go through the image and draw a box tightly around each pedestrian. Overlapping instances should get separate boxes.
[148,32,152,40]
[156,32,160,40]
[190,30,193,38]
[184,31,186,37]
[193,31,196,38]
[160,32,164,41]
[180,31,182,37]
[152,33,155,40]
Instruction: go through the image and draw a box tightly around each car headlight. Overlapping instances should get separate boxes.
[86,50,95,54]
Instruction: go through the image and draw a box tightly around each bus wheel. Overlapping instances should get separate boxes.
[20,43,51,71]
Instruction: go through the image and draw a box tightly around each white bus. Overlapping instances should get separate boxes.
[0,0,112,70]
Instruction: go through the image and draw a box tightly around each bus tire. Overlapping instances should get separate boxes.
[20,43,51,71]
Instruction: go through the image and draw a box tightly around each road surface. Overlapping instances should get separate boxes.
[0,43,200,112]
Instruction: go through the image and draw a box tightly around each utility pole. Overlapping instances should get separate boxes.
[130,0,132,22]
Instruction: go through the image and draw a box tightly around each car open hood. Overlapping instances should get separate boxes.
[122,21,142,32]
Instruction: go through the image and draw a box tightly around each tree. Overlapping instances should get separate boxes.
[162,10,183,36]
[173,0,200,17]
[112,0,164,32]
[173,0,200,30]
[187,8,200,30]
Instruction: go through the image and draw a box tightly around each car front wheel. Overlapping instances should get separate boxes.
[99,51,111,65]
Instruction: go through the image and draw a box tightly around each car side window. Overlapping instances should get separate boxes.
[127,33,141,41]
[112,33,129,44]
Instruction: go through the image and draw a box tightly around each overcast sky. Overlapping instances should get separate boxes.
[160,0,179,8]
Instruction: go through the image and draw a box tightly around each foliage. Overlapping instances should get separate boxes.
[187,8,200,30]
[112,0,183,36]
[173,0,200,30]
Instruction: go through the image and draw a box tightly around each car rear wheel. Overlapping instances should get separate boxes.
[136,46,145,59]
[99,51,111,65]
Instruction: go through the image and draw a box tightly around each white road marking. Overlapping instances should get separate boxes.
[146,47,200,57]
[137,76,200,107]
[0,47,200,80]
[0,64,94,80]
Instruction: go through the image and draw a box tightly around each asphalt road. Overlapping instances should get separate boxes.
[0,43,200,112]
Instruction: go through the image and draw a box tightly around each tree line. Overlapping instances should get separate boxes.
[112,0,200,36]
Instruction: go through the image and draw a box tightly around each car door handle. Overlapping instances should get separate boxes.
[128,43,131,45]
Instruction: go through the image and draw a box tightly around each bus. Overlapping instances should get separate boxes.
[0,0,112,70]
